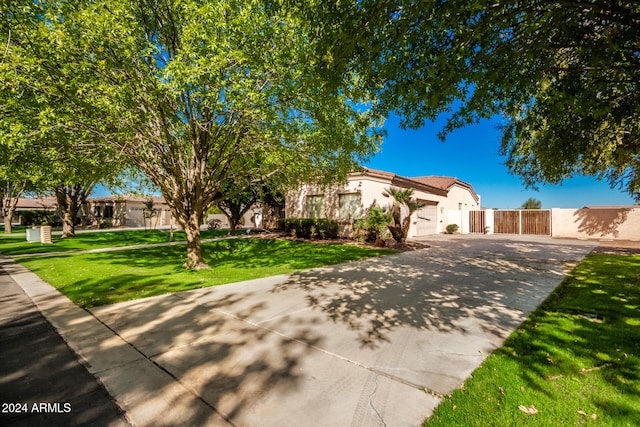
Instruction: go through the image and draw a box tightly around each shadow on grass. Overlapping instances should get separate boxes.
[427,253,640,426]
[17,239,392,308]
[500,254,640,422]
[0,229,241,256]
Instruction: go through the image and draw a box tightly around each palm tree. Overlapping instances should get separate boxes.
[382,187,426,243]
[521,198,542,209]
[142,198,158,230]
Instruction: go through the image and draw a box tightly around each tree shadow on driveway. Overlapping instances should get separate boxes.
[273,239,593,348]
[264,239,595,395]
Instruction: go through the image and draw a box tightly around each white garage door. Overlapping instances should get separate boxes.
[413,205,438,236]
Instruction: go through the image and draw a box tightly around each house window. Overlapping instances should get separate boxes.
[306,195,325,218]
[104,205,114,218]
[339,193,361,220]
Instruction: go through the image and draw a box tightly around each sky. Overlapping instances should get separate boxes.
[365,114,637,209]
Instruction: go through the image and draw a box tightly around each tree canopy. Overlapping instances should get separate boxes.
[5,0,383,267]
[521,197,542,210]
[287,0,640,200]
[1,8,128,236]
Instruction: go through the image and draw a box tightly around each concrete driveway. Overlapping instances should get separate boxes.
[9,236,596,426]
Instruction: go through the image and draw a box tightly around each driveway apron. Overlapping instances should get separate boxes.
[84,237,596,426]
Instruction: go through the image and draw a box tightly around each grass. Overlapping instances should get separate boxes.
[0,228,245,256]
[425,253,640,427]
[16,238,393,308]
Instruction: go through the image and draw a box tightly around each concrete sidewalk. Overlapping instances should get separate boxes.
[2,237,597,426]
[0,265,128,426]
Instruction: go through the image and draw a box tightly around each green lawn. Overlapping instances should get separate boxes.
[0,228,244,256]
[425,253,640,426]
[16,238,393,308]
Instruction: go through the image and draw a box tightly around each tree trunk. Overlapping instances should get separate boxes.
[2,180,26,234]
[61,209,76,238]
[387,225,403,243]
[55,187,77,238]
[55,184,92,239]
[183,212,209,269]
[222,212,238,236]
[4,214,13,234]
[401,215,412,243]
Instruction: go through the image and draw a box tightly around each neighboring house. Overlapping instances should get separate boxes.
[86,196,172,228]
[286,167,480,237]
[11,196,59,225]
[11,195,174,228]
[14,196,58,212]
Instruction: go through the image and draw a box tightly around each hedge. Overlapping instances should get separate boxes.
[278,218,339,240]
[17,210,62,227]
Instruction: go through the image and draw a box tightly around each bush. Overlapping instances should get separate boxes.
[278,218,339,240]
[353,206,391,243]
[99,220,113,229]
[19,210,61,227]
[446,223,459,234]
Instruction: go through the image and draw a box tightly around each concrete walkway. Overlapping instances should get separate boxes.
[0,264,128,426]
[2,236,597,426]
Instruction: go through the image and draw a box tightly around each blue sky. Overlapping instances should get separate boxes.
[365,114,637,209]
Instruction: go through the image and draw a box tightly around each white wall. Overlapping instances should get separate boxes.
[447,210,470,233]
[441,185,480,211]
[444,207,639,241]
[552,207,640,241]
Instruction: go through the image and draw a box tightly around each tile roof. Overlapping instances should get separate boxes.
[355,167,448,196]
[15,196,58,209]
[355,167,481,201]
[410,176,459,190]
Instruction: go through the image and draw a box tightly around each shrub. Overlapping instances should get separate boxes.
[278,218,339,240]
[446,223,459,234]
[353,205,391,243]
[19,210,61,227]
[99,220,113,229]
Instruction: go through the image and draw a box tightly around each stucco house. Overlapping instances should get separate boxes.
[285,167,480,238]
[11,195,174,228]
[86,195,172,228]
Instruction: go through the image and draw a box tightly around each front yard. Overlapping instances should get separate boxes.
[425,252,640,426]
[11,236,393,308]
[4,229,639,425]
[0,228,242,256]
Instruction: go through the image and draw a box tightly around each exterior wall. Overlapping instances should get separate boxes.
[206,208,261,229]
[551,207,640,241]
[441,184,480,211]
[86,198,172,228]
[447,207,639,241]
[286,176,450,237]
[446,210,471,233]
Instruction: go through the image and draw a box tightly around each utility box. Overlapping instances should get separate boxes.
[26,227,41,243]
[40,226,52,244]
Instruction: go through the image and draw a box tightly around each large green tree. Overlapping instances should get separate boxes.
[2,9,127,238]
[287,0,640,200]
[0,25,47,233]
[7,0,382,268]
[0,146,45,233]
